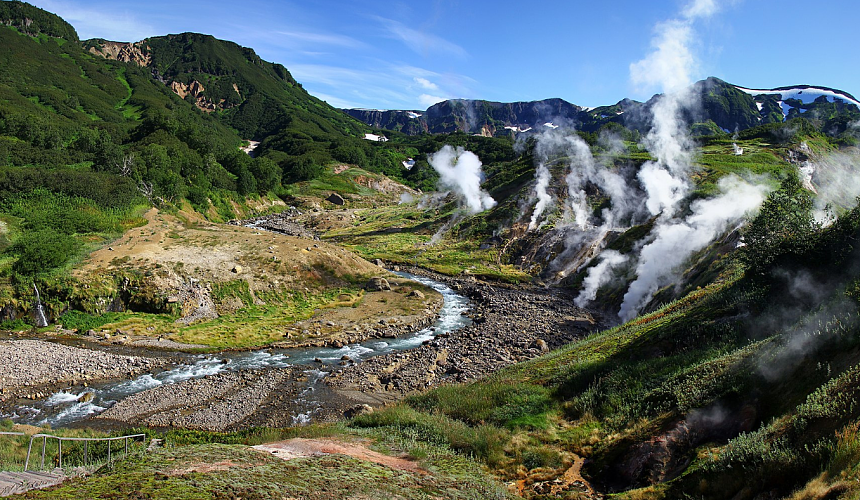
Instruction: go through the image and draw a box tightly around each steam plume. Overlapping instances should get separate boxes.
[528,162,553,230]
[807,149,860,223]
[629,0,728,218]
[575,250,628,307]
[618,176,771,321]
[429,145,496,214]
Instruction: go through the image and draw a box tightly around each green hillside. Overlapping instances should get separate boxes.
[0,1,428,282]
[3,2,860,499]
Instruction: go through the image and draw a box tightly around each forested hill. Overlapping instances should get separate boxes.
[0,1,433,206]
[86,33,364,142]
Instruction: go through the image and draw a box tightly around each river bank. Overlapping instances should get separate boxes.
[69,269,600,431]
[0,339,174,403]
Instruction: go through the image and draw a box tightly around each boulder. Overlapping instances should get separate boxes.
[532,339,549,353]
[231,265,243,273]
[344,404,373,418]
[409,289,425,299]
[366,277,391,291]
[326,193,345,206]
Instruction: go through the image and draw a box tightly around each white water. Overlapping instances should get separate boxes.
[7,272,471,428]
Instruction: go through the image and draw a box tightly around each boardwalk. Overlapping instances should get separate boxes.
[0,470,65,496]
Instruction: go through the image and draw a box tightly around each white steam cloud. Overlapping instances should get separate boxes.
[429,145,497,214]
[629,0,729,219]
[807,150,860,223]
[618,176,771,321]
[535,130,644,283]
[575,250,628,308]
[528,162,553,230]
[611,0,759,320]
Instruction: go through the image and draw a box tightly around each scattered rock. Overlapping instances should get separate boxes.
[344,404,374,418]
[366,277,392,291]
[326,193,345,206]
[532,339,549,353]
[231,265,243,274]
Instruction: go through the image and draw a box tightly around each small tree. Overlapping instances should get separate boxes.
[741,173,819,275]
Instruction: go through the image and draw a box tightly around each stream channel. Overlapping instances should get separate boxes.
[9,272,471,428]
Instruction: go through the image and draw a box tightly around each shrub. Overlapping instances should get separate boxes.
[8,228,79,276]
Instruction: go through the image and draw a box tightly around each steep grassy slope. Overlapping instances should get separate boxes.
[88,32,366,142]
[346,179,860,498]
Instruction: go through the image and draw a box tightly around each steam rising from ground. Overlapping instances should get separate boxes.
[628,0,716,218]
[807,149,860,223]
[575,250,628,308]
[538,0,774,320]
[618,176,771,321]
[429,146,496,214]
[528,162,553,230]
[612,0,754,319]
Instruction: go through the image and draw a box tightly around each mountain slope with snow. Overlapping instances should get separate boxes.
[344,78,860,138]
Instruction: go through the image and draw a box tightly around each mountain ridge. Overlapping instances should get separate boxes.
[345,77,860,138]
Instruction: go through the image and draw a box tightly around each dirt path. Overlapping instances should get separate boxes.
[253,438,425,474]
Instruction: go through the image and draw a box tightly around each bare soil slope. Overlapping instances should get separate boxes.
[72,208,441,349]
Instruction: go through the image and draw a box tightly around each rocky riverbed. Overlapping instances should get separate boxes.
[230,208,318,240]
[79,269,600,431]
[325,268,597,398]
[97,368,300,431]
[0,339,170,402]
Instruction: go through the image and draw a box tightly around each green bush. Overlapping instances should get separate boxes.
[8,228,79,276]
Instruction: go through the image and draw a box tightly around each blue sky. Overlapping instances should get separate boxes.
[30,0,860,110]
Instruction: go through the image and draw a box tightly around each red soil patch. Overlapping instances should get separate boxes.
[252,438,425,474]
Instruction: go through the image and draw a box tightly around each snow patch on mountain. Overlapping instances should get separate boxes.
[736,85,860,108]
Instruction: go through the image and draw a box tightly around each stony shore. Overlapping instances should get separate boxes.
[80,269,601,431]
[0,339,170,401]
[97,369,299,431]
[325,268,598,397]
[230,208,318,240]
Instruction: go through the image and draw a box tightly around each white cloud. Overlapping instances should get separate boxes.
[419,93,446,107]
[308,91,360,109]
[681,0,720,20]
[287,60,470,110]
[414,77,439,91]
[376,17,467,58]
[287,64,377,87]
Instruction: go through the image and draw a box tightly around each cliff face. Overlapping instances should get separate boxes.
[88,40,151,67]
[88,39,226,113]
[342,109,428,135]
